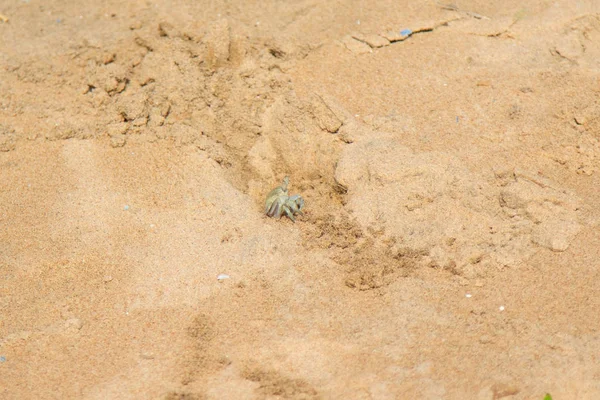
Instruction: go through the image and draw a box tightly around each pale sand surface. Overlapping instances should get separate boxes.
[1,1,600,399]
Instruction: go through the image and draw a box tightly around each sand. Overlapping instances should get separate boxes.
[1,0,600,398]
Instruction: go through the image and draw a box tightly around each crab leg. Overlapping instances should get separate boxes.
[283,206,296,222]
[273,202,284,218]
[267,200,282,218]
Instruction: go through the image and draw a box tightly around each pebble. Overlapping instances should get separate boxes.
[499,306,505,312]
[103,275,113,283]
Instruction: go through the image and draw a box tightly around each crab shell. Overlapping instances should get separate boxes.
[265,177,305,222]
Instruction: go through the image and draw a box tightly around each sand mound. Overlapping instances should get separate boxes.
[336,131,583,276]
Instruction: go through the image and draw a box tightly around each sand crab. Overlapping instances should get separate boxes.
[265,176,305,222]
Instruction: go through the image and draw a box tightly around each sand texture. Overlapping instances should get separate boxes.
[1,0,600,399]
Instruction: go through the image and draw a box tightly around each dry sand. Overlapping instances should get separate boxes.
[1,0,600,399]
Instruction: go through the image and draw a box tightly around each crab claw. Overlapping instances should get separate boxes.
[288,194,304,212]
[281,176,290,191]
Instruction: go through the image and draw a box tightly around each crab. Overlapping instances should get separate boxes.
[264,176,305,222]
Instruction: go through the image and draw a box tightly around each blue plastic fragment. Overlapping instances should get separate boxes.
[0,356,6,363]
[124,205,130,211]
[400,28,413,36]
